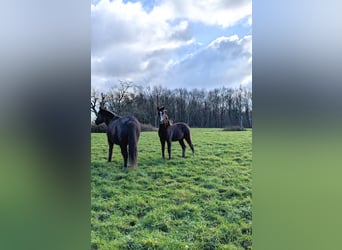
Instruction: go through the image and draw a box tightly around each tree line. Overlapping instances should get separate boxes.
[91,81,252,128]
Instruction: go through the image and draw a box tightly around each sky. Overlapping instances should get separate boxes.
[91,0,252,91]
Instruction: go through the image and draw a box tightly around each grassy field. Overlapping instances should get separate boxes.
[91,128,252,250]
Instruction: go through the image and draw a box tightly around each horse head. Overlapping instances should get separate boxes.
[95,108,106,125]
[95,106,115,126]
[157,106,170,126]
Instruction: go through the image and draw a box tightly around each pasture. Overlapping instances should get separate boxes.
[91,128,252,249]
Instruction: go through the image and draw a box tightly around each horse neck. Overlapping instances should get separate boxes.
[103,111,120,126]
[104,117,112,126]
[159,120,171,129]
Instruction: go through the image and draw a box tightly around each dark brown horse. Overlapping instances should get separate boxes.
[95,107,141,168]
[157,106,194,159]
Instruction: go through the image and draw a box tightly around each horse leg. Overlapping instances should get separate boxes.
[167,141,172,160]
[160,139,166,159]
[120,144,128,168]
[179,139,186,157]
[108,143,113,162]
[128,126,139,168]
[185,136,195,156]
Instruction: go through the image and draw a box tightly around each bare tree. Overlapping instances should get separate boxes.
[106,80,134,113]
[91,89,106,116]
[116,80,133,111]
[90,89,99,116]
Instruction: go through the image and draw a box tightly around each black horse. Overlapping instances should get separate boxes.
[95,107,141,168]
[157,106,194,159]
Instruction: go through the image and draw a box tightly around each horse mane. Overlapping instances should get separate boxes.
[100,108,121,119]
[162,112,173,126]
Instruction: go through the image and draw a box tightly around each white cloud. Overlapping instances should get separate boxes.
[152,0,252,28]
[208,35,239,48]
[91,0,252,90]
[91,0,194,53]
[91,0,194,80]
[158,35,252,89]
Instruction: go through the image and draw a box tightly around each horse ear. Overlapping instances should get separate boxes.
[157,106,165,111]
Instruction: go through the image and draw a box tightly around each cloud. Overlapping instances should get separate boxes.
[91,0,252,91]
[91,0,195,53]
[91,0,193,79]
[151,0,252,28]
[157,35,252,89]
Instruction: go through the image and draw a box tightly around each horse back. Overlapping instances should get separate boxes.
[171,122,190,141]
[107,116,140,145]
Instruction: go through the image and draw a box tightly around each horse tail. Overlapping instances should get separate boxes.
[184,124,192,141]
[184,124,195,155]
[128,120,140,167]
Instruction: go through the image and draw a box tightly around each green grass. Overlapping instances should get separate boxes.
[91,128,252,250]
